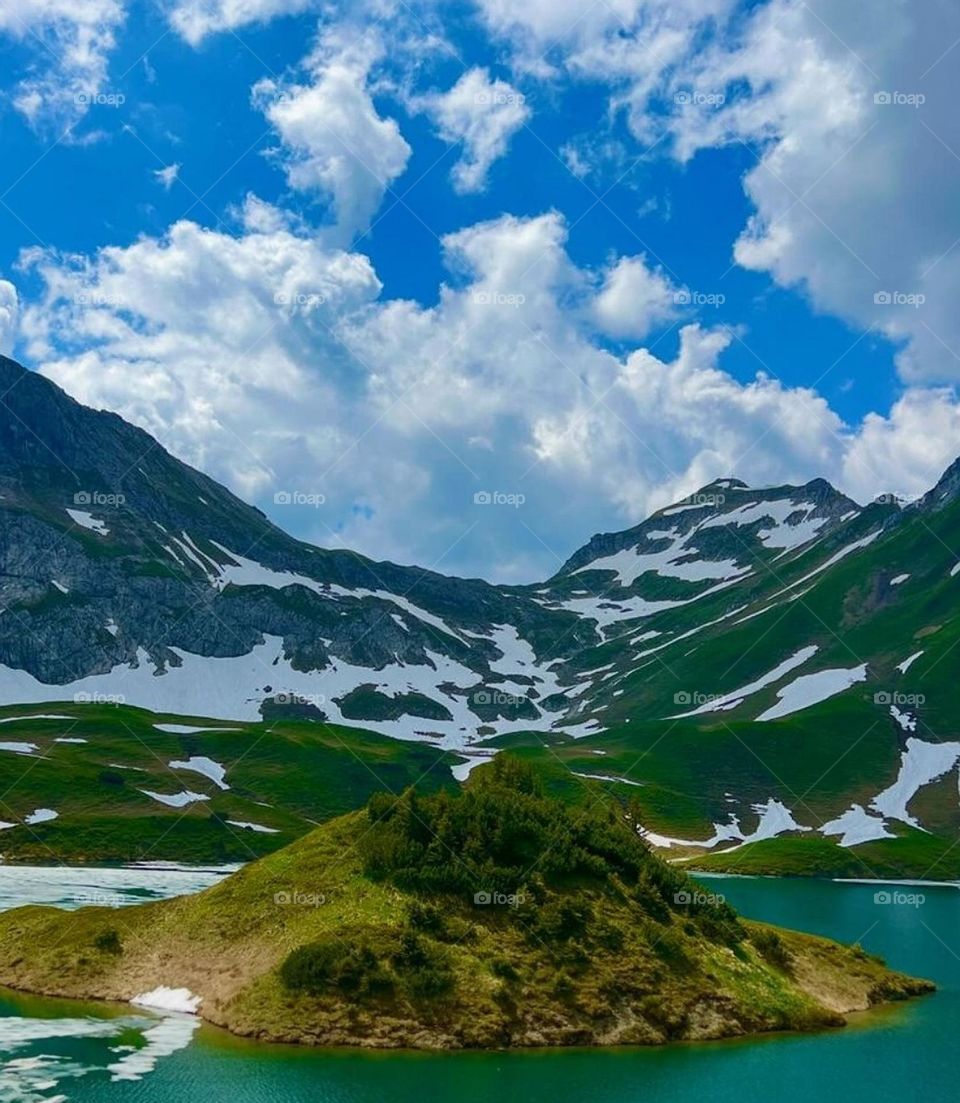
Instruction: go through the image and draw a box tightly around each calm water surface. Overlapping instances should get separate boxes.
[0,873,956,1102]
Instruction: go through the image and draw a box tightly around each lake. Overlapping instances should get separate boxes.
[0,871,955,1102]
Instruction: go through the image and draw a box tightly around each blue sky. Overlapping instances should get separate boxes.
[0,1,957,580]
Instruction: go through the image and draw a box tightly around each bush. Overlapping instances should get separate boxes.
[752,928,792,972]
[407,901,447,937]
[280,936,393,997]
[93,929,122,954]
[491,958,519,981]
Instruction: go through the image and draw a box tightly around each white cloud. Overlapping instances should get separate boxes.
[168,0,315,45]
[15,205,960,580]
[417,67,530,193]
[253,28,411,241]
[154,163,181,190]
[481,0,960,387]
[0,281,19,355]
[0,0,125,129]
[590,254,678,340]
[19,198,381,497]
[662,0,960,386]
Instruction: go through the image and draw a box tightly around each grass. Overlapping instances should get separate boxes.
[0,702,459,863]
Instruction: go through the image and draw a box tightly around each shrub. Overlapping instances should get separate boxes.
[491,958,519,981]
[280,936,393,997]
[93,929,122,955]
[752,928,792,972]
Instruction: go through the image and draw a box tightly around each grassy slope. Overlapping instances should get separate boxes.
[0,762,932,1049]
[0,703,457,863]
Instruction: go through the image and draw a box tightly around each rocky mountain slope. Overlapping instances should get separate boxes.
[1,353,959,874]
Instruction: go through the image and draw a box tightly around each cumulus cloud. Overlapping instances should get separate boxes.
[480,0,960,387]
[589,254,678,340]
[168,0,315,45]
[19,207,960,580]
[0,280,19,355]
[253,28,411,241]
[665,0,960,386]
[19,198,382,496]
[0,0,125,129]
[417,67,530,193]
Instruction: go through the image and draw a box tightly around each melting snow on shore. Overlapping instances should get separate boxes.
[131,987,202,1014]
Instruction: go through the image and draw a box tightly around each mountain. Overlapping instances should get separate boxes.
[1,352,960,875]
[0,760,932,1048]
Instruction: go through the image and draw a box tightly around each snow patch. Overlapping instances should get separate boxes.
[756,664,868,721]
[896,651,924,674]
[890,706,917,733]
[131,987,202,1014]
[670,645,818,718]
[820,804,893,847]
[226,820,278,834]
[66,508,109,535]
[24,808,57,824]
[168,756,229,790]
[154,724,239,734]
[871,737,960,827]
[139,790,210,809]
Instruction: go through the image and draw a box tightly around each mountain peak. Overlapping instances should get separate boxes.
[916,454,960,513]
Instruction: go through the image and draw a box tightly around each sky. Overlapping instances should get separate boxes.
[0,0,959,583]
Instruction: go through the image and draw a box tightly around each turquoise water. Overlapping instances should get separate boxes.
[0,875,956,1102]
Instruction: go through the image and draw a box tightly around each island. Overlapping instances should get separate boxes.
[0,757,933,1049]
